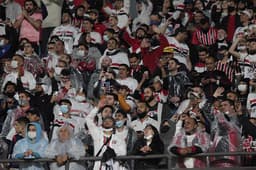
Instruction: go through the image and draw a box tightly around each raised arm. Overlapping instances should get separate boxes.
[23,10,42,31]
[228,38,242,60]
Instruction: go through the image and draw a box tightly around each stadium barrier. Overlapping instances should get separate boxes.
[1,152,256,170]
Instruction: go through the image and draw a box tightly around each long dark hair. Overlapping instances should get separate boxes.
[145,124,161,142]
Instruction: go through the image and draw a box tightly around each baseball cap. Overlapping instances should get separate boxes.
[153,76,163,85]
[163,46,174,53]
[241,10,252,18]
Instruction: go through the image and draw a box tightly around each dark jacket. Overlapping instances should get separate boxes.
[132,125,164,169]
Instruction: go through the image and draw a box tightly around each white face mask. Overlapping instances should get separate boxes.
[55,67,63,75]
[251,111,256,118]
[237,46,247,51]
[144,134,153,140]
[103,35,109,42]
[11,60,18,69]
[102,127,113,132]
[77,50,84,57]
[27,131,36,139]
[0,39,4,46]
[224,111,230,115]
[238,84,247,92]
[75,95,86,102]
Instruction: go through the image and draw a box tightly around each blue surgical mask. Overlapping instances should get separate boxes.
[60,104,69,114]
[150,20,161,26]
[115,120,125,128]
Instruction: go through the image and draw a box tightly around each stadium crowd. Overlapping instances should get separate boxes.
[0,0,256,169]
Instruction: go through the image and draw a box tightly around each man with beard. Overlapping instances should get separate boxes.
[130,100,159,136]
[87,56,112,100]
[123,25,148,54]
[129,52,150,89]
[143,86,171,123]
[31,82,54,135]
[14,0,42,50]
[99,37,130,73]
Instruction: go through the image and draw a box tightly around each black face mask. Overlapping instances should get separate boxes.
[145,95,154,103]
[228,6,236,13]
[150,37,160,47]
[137,112,147,119]
[35,91,43,96]
[76,15,84,19]
[137,36,144,40]
[38,72,46,78]
[238,7,246,11]
[160,125,170,133]
[19,45,24,51]
[201,27,209,34]
[216,53,224,60]
[249,50,256,55]
[4,92,15,98]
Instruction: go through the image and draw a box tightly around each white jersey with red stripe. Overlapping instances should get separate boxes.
[42,52,59,71]
[243,54,256,79]
[51,24,78,54]
[74,31,102,46]
[247,92,256,116]
[99,49,130,70]
[2,70,36,92]
[130,117,160,132]
[103,0,130,29]
[116,77,138,94]
[52,115,78,140]
[69,99,93,117]
[167,36,190,68]
[155,89,168,103]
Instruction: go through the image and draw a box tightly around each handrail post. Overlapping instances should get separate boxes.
[167,154,172,170]
[65,160,70,170]
[131,159,134,170]
[206,155,210,168]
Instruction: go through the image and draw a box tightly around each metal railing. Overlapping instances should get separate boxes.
[1,152,256,170]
